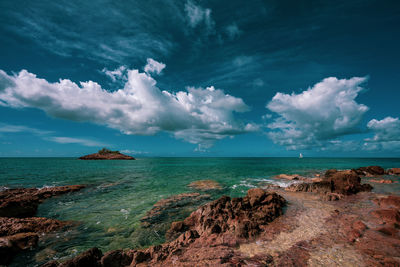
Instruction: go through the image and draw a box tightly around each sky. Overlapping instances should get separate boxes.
[0,0,399,157]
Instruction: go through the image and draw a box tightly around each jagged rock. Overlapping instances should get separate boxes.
[53,189,285,267]
[167,188,285,240]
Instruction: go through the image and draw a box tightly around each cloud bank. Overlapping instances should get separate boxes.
[364,117,400,150]
[266,77,369,150]
[0,62,255,147]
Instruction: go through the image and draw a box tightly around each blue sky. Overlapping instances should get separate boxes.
[0,0,399,157]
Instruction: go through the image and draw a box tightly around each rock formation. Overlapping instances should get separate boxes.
[0,185,85,265]
[79,148,135,160]
[45,189,286,266]
[286,170,373,199]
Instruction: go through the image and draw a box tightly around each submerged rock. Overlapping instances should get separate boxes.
[140,193,211,228]
[79,148,135,160]
[0,185,85,218]
[187,180,222,190]
[0,232,39,265]
[0,185,85,265]
[48,189,286,266]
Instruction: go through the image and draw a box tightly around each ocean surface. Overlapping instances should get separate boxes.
[1,157,399,266]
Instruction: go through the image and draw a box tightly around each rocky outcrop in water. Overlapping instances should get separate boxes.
[286,170,373,199]
[47,189,286,266]
[0,185,85,218]
[79,148,135,160]
[0,185,85,265]
[140,192,211,228]
[354,166,385,176]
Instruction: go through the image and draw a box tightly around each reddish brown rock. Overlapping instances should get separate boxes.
[0,232,39,265]
[354,166,385,176]
[330,170,367,195]
[369,179,395,184]
[286,181,332,194]
[79,148,135,160]
[371,209,400,224]
[286,170,372,199]
[373,195,400,209]
[0,185,84,265]
[59,247,103,267]
[0,217,71,236]
[52,189,285,267]
[167,189,285,240]
[324,169,338,178]
[387,168,400,175]
[0,185,85,218]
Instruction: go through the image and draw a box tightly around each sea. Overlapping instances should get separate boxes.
[1,157,399,266]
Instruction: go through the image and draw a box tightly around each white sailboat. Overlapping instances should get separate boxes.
[299,153,303,158]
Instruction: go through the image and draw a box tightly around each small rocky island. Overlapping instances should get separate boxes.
[79,148,135,160]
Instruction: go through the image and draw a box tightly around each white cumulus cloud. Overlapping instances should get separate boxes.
[363,116,400,151]
[0,66,255,147]
[184,0,215,32]
[266,77,369,150]
[144,58,166,75]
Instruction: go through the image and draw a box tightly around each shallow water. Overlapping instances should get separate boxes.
[1,157,399,266]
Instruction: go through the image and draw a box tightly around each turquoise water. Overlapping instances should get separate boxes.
[1,157,399,266]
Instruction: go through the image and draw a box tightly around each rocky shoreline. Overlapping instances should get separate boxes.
[0,185,85,265]
[1,166,400,266]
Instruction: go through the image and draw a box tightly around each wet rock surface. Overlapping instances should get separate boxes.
[0,185,85,218]
[0,185,85,265]
[48,189,286,266]
[286,170,373,199]
[354,166,385,176]
[140,192,211,228]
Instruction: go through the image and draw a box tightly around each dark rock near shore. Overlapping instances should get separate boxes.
[0,185,85,218]
[354,166,385,176]
[286,170,372,198]
[0,217,71,236]
[0,185,85,265]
